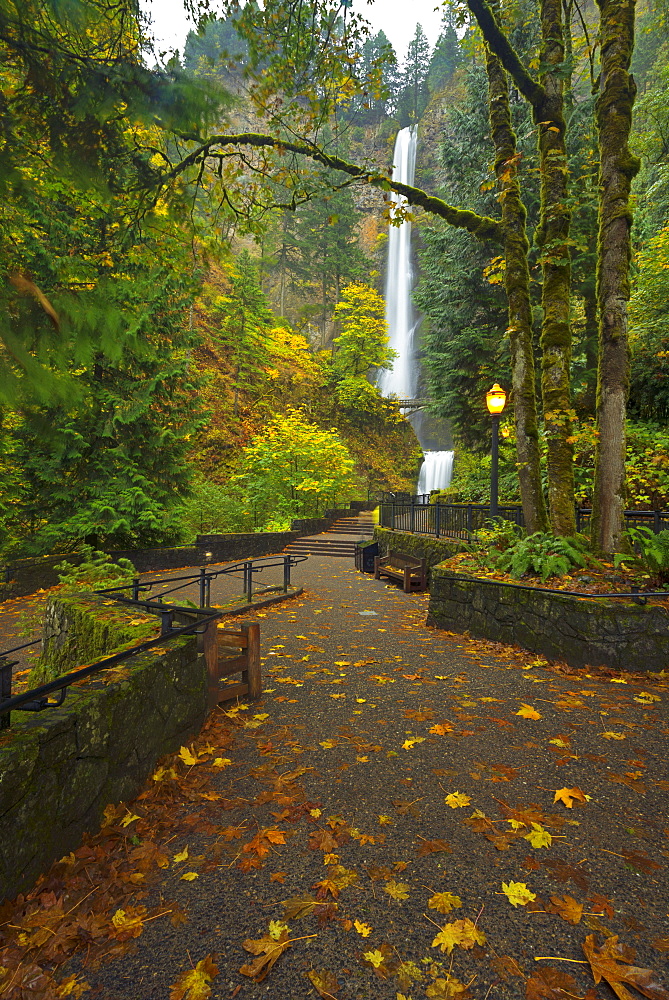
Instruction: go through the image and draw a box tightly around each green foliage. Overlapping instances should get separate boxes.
[435,446,520,505]
[55,547,136,592]
[494,532,590,582]
[614,526,669,582]
[178,478,255,537]
[469,519,520,554]
[232,410,356,525]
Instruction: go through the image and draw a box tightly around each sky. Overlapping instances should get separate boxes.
[140,0,445,62]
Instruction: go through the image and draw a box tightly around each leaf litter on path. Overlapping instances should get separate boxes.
[0,561,668,998]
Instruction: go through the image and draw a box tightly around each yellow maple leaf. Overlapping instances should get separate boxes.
[501,881,536,907]
[445,792,471,809]
[516,704,542,720]
[402,737,425,749]
[178,746,200,766]
[354,919,372,937]
[120,813,140,828]
[169,955,218,1000]
[173,846,189,863]
[180,872,199,881]
[383,880,410,901]
[553,787,587,808]
[428,892,463,914]
[600,731,626,740]
[268,920,289,940]
[362,949,386,968]
[523,823,552,848]
[320,739,337,748]
[429,723,453,734]
[378,815,392,825]
[430,924,461,955]
[212,758,232,767]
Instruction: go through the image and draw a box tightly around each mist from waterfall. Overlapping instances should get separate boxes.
[379,127,454,492]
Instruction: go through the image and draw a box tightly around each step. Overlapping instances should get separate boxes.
[285,542,356,557]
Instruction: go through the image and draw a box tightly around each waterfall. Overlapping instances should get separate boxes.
[418,451,455,494]
[379,127,454,492]
[377,126,419,400]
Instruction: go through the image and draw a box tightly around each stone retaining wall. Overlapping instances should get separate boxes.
[0,596,207,902]
[428,567,669,671]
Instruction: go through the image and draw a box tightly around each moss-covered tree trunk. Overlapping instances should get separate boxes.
[591,0,640,553]
[485,47,549,533]
[536,0,576,535]
[467,0,577,535]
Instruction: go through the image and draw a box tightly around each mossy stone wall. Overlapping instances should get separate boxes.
[0,596,207,902]
[428,567,669,671]
[373,528,466,579]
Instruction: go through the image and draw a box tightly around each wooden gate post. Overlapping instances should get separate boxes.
[242,622,261,699]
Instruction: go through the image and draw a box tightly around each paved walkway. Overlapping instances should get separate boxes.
[3,548,669,999]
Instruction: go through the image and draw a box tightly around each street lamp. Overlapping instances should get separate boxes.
[486,383,507,519]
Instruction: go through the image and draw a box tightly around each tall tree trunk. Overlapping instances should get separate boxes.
[536,0,576,535]
[591,0,640,552]
[485,47,549,533]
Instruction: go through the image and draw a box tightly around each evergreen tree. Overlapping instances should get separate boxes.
[396,24,432,125]
[345,30,400,123]
[427,11,462,94]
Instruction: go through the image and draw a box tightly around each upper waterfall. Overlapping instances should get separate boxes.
[377,126,419,400]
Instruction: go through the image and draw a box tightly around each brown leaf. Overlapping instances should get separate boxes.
[526,967,577,999]
[490,955,525,981]
[239,929,292,983]
[546,894,583,925]
[588,894,615,919]
[307,967,340,998]
[282,895,317,919]
[417,838,452,856]
[582,934,669,1000]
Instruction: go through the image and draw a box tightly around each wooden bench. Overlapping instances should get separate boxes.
[374,551,427,593]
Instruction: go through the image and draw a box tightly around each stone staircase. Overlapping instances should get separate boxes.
[285,514,375,558]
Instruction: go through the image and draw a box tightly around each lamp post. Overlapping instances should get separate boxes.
[486,383,507,519]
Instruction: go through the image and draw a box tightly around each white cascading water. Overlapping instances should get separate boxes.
[417,451,455,494]
[379,127,454,492]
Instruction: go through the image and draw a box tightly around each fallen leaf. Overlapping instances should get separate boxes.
[445,792,471,809]
[354,919,373,937]
[553,787,587,808]
[516,704,542,720]
[546,894,583,925]
[178,746,200,766]
[169,955,219,1000]
[431,918,486,954]
[307,967,340,998]
[383,880,410,901]
[582,933,669,1000]
[173,847,189,863]
[526,966,578,1000]
[428,892,463,915]
[524,823,553,848]
[180,872,199,881]
[502,881,536,907]
[239,928,293,982]
[601,731,626,740]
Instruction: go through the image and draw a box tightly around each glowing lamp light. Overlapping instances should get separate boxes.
[486,383,507,416]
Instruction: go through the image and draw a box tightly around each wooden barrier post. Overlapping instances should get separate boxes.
[200,618,220,714]
[242,622,261,699]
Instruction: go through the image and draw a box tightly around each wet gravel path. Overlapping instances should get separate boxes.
[56,551,669,1000]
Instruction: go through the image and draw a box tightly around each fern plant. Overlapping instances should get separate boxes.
[614,526,669,583]
[494,532,589,582]
[55,546,136,591]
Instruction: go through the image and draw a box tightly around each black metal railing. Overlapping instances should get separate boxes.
[379,500,669,540]
[0,553,306,731]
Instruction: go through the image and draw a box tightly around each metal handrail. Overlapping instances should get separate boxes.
[0,553,307,729]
